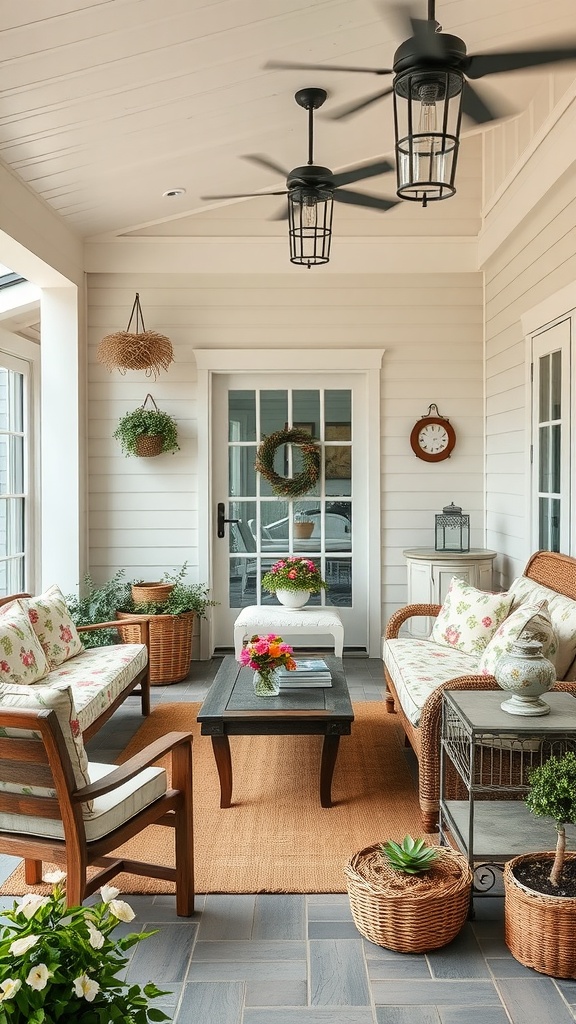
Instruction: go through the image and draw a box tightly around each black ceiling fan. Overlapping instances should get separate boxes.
[265,0,576,126]
[201,87,398,218]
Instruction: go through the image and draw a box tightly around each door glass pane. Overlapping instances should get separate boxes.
[325,558,352,606]
[260,391,288,436]
[551,350,561,420]
[538,425,549,491]
[229,446,256,497]
[228,391,256,442]
[325,390,351,439]
[551,424,561,494]
[293,390,320,435]
[539,497,561,552]
[538,354,550,421]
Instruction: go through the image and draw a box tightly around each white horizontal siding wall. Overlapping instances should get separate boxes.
[484,167,576,586]
[87,271,484,635]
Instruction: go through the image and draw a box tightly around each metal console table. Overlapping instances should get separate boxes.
[439,689,576,897]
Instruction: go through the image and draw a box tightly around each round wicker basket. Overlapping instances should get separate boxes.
[345,843,472,953]
[136,434,163,457]
[131,582,175,605]
[117,610,195,685]
[504,853,576,978]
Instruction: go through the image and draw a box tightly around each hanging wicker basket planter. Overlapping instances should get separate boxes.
[345,843,472,953]
[97,292,174,380]
[113,394,179,458]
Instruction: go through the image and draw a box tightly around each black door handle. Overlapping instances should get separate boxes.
[217,502,240,539]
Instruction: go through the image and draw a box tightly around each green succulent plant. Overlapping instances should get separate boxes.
[381,836,441,875]
[113,405,179,457]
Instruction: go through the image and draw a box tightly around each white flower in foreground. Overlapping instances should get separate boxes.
[73,974,100,1002]
[9,934,40,956]
[18,893,50,919]
[0,979,22,1002]
[87,920,105,949]
[43,869,66,884]
[108,898,135,922]
[26,964,52,991]
[100,883,120,904]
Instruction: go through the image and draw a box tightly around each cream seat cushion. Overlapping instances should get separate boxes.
[382,637,479,726]
[0,760,167,841]
[46,643,147,732]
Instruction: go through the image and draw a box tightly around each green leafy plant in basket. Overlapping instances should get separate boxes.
[381,835,441,874]
[113,397,179,457]
[66,570,131,648]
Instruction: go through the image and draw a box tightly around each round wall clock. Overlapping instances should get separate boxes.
[410,404,456,463]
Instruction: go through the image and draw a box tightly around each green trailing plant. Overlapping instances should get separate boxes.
[113,403,179,457]
[127,563,218,618]
[525,751,576,887]
[66,570,131,648]
[381,836,441,875]
[0,875,169,1023]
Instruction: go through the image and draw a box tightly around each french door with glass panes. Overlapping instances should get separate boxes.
[531,321,572,554]
[211,373,369,651]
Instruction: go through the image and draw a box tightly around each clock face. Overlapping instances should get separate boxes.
[410,417,456,462]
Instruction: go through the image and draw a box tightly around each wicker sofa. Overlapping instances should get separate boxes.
[383,550,576,832]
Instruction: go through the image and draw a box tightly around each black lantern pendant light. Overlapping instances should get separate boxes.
[287,89,334,267]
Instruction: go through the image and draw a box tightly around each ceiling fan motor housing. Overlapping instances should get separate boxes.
[392,33,469,78]
[287,164,335,196]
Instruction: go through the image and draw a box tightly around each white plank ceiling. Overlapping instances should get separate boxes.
[1,0,575,239]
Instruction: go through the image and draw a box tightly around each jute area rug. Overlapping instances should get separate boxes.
[1,701,430,896]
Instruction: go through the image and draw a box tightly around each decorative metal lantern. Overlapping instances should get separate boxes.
[435,502,469,552]
[288,185,333,267]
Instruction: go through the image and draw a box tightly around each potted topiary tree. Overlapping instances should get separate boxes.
[113,394,179,457]
[503,751,576,977]
[345,835,472,953]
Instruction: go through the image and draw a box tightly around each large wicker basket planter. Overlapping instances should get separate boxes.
[504,853,576,978]
[345,844,472,953]
[117,610,195,685]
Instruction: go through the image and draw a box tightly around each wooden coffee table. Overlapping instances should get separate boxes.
[197,655,354,808]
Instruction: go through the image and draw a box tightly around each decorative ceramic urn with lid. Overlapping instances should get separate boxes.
[494,638,556,716]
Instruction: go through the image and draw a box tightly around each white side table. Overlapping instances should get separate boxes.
[403,547,497,639]
[234,605,344,659]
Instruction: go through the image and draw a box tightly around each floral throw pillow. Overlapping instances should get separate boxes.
[478,599,558,676]
[0,603,50,684]
[430,577,513,656]
[20,585,84,669]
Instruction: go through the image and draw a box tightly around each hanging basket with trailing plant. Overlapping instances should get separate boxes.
[113,394,179,457]
[255,427,320,498]
[97,292,174,380]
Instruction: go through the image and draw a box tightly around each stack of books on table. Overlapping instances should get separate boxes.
[277,658,332,688]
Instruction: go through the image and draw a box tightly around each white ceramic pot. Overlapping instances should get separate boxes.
[275,588,311,609]
[494,638,556,716]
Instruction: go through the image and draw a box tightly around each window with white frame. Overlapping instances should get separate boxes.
[0,353,31,595]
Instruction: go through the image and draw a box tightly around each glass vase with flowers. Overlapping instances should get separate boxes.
[239,634,296,696]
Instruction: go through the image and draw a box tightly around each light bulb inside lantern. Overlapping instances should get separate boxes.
[302,193,318,228]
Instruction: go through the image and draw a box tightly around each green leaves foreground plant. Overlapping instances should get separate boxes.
[381,836,440,875]
[0,878,169,1023]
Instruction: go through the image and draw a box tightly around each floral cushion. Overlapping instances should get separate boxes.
[382,637,480,726]
[508,576,576,678]
[47,643,148,732]
[20,585,84,669]
[0,603,50,684]
[430,577,513,656]
[0,681,92,808]
[479,599,558,676]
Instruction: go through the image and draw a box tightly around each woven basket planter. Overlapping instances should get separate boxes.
[131,582,175,605]
[117,610,195,685]
[135,434,164,458]
[345,843,472,953]
[504,853,576,978]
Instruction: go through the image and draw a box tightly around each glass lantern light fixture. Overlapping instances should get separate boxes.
[393,67,463,205]
[288,177,334,268]
[435,502,470,552]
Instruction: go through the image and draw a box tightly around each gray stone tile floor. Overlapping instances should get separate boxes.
[1,655,573,1023]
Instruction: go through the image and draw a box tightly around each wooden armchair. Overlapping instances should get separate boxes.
[0,707,194,915]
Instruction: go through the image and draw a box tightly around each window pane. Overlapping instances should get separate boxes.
[228,391,256,442]
[10,373,23,432]
[292,390,320,436]
[0,370,8,431]
[325,391,351,440]
[9,436,24,493]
